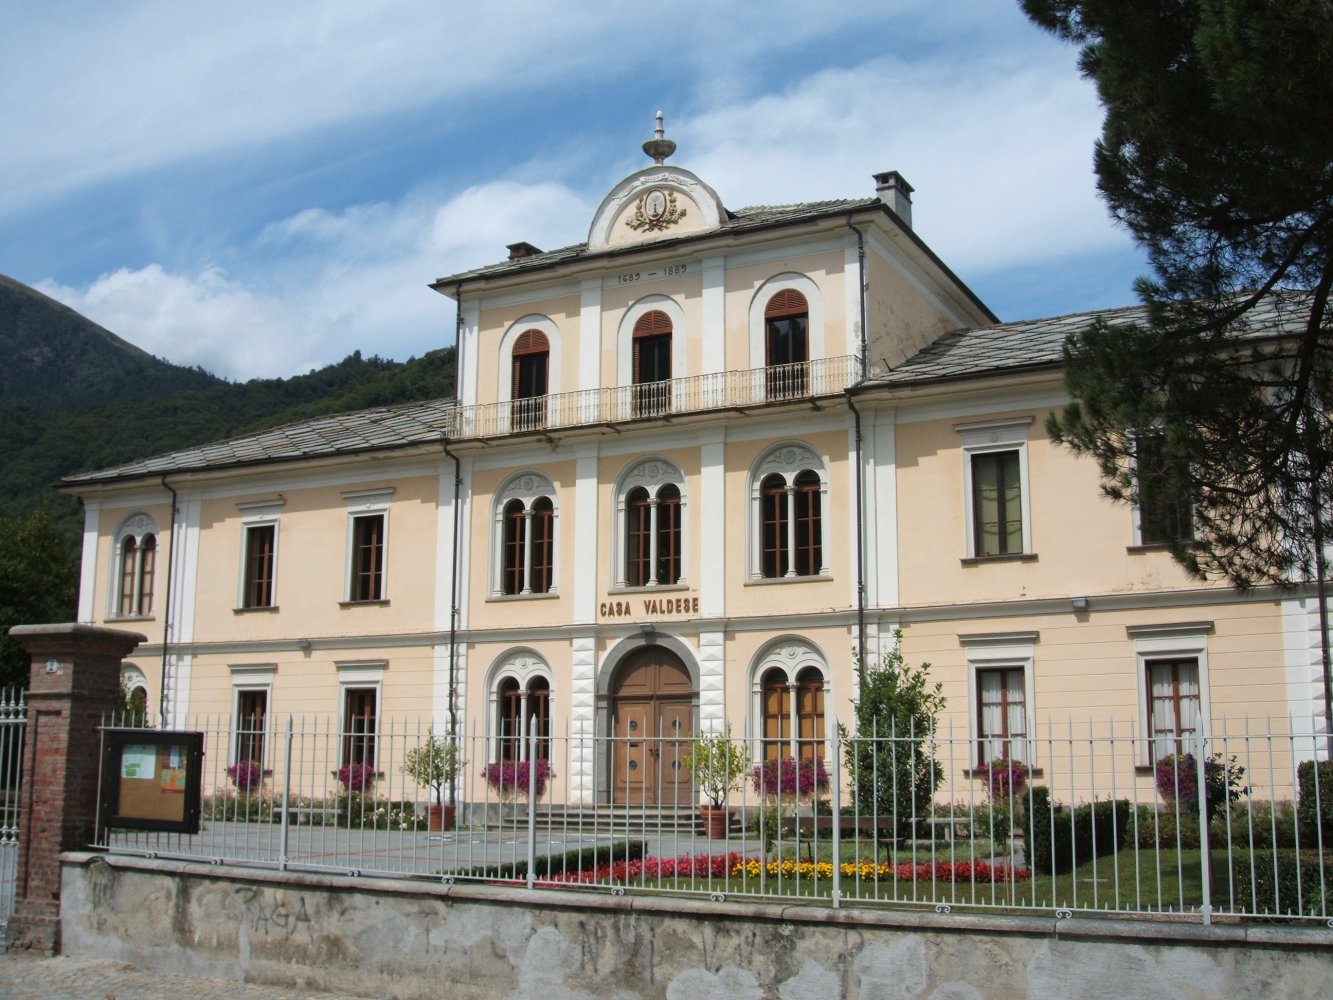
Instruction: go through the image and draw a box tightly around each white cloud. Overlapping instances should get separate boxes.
[37,180,593,380]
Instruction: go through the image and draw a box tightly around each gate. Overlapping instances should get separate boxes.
[0,687,25,926]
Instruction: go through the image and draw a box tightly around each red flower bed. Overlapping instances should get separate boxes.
[891,860,1029,883]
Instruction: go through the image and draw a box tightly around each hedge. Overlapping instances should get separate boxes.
[1027,786,1130,875]
[455,840,647,881]
[1228,849,1333,918]
[1297,760,1333,843]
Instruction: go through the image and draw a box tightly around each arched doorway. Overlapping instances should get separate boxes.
[610,646,693,805]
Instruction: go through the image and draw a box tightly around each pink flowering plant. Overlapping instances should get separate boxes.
[981,757,1029,801]
[226,759,263,794]
[337,762,375,792]
[1155,752,1246,821]
[483,757,552,799]
[751,757,830,801]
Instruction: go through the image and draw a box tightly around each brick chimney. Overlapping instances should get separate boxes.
[507,241,543,261]
[873,171,913,229]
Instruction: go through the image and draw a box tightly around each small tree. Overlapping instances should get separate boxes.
[840,632,945,835]
[402,734,465,802]
[683,724,749,809]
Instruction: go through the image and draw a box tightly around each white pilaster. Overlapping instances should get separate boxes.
[699,432,726,618]
[460,300,481,407]
[77,499,100,622]
[698,629,726,734]
[1282,595,1330,757]
[569,633,597,802]
[701,256,726,376]
[869,404,899,609]
[579,279,602,394]
[573,444,600,624]
[844,243,863,359]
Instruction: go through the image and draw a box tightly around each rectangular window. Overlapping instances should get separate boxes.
[1147,657,1200,761]
[976,667,1027,765]
[1136,435,1194,544]
[235,689,267,765]
[242,524,276,608]
[342,687,378,768]
[350,514,385,602]
[626,492,651,586]
[972,450,1023,556]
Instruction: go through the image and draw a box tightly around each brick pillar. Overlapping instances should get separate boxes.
[6,623,146,955]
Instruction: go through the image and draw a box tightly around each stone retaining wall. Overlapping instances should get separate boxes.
[59,853,1332,1000]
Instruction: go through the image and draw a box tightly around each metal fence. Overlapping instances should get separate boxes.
[0,687,25,926]
[94,712,1332,926]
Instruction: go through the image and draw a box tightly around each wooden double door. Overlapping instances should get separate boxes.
[610,647,693,805]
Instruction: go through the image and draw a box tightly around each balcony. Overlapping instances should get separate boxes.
[447,355,863,439]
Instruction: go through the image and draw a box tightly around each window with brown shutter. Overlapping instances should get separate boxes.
[765,290,809,398]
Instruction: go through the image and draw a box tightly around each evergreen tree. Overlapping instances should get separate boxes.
[840,633,945,835]
[0,504,79,689]
[1021,0,1333,588]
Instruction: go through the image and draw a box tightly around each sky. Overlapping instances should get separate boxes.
[1,2,1149,382]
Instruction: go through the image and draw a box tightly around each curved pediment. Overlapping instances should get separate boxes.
[587,165,726,251]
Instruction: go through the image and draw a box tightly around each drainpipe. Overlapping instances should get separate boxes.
[454,283,465,406]
[846,217,868,377]
[845,216,870,688]
[845,391,867,689]
[442,435,463,807]
[159,476,178,726]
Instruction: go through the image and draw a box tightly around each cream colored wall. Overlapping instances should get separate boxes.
[598,275,705,383]
[898,599,1297,803]
[475,293,581,406]
[896,406,1202,606]
[189,476,440,642]
[721,251,849,370]
[865,251,960,372]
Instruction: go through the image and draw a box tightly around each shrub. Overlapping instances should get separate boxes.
[1027,786,1130,875]
[459,840,647,881]
[1154,752,1246,822]
[1220,800,1298,850]
[971,803,1012,845]
[482,757,552,799]
[840,632,945,836]
[1296,760,1333,843]
[751,756,829,800]
[1132,803,1200,850]
[1229,850,1333,918]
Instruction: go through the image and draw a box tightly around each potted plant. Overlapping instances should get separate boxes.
[402,735,466,831]
[482,757,552,800]
[683,724,749,838]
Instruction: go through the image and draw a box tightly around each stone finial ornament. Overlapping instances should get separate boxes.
[642,111,676,164]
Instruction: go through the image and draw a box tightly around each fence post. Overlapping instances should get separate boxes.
[1195,727,1213,926]
[526,713,538,891]
[7,623,145,955]
[279,715,293,871]
[831,712,842,909]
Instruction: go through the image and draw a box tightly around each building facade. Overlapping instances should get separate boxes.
[65,124,1328,806]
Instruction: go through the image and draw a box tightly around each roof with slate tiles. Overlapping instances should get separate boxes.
[431,198,883,288]
[65,291,1308,488]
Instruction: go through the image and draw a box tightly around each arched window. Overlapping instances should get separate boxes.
[496,673,551,762]
[751,445,827,579]
[114,515,159,618]
[751,641,829,765]
[765,289,808,399]
[511,329,549,431]
[493,474,558,597]
[632,310,672,416]
[617,459,686,588]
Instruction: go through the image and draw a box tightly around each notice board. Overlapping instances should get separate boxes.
[100,729,204,833]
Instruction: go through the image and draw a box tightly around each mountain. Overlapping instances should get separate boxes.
[0,274,224,410]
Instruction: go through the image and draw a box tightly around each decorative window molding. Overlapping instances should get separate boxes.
[487,649,553,763]
[748,272,825,372]
[342,489,393,603]
[228,669,273,771]
[959,631,1038,767]
[110,512,159,620]
[748,443,829,580]
[616,295,686,392]
[614,457,687,589]
[748,637,829,764]
[956,417,1034,559]
[236,499,283,611]
[491,472,558,598]
[1128,622,1212,765]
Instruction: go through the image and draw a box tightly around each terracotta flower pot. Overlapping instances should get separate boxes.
[700,805,731,839]
[428,804,456,832]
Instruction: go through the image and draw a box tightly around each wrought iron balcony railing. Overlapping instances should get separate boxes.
[447,355,863,439]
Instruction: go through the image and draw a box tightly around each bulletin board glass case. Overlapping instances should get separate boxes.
[100,729,204,834]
